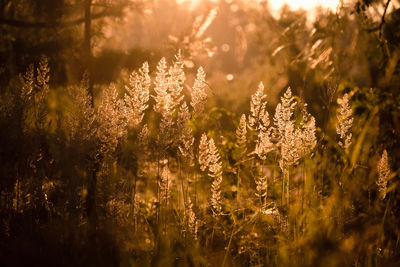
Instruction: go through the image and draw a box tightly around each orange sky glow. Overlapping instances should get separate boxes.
[177,0,342,12]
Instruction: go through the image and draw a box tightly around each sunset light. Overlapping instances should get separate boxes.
[1,0,400,266]
[178,0,342,12]
[268,0,341,11]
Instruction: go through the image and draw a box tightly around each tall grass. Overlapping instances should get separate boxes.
[0,51,399,267]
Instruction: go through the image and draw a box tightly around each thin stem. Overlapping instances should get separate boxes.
[222,227,235,267]
[237,165,240,213]
[132,171,137,232]
[282,169,285,207]
[156,151,160,225]
[286,167,289,209]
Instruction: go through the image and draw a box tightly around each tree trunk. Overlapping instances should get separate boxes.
[84,0,94,105]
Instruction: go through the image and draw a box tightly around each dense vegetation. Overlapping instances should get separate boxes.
[1,0,399,266]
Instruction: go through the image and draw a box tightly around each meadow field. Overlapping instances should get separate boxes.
[0,0,399,266]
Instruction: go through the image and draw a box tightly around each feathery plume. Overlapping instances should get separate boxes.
[236,114,247,157]
[124,62,150,127]
[336,93,353,150]
[20,64,34,101]
[211,172,223,216]
[36,56,50,96]
[153,57,172,115]
[255,129,274,160]
[280,123,302,166]
[249,82,270,131]
[159,112,174,149]
[190,67,208,114]
[185,196,197,240]
[272,88,300,166]
[198,133,209,171]
[377,150,391,200]
[208,138,222,179]
[153,57,176,149]
[168,50,185,109]
[300,106,317,154]
[249,83,275,159]
[208,138,223,215]
[271,88,317,167]
[273,87,296,140]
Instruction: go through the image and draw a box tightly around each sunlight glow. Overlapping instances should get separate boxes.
[268,0,340,11]
[267,0,342,20]
[177,0,342,17]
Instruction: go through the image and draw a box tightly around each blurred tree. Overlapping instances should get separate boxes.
[0,0,139,87]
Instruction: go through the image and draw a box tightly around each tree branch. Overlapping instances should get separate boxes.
[0,10,120,28]
[379,0,391,40]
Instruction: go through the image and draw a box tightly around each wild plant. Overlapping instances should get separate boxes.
[377,149,391,200]
[336,92,353,150]
[3,53,399,267]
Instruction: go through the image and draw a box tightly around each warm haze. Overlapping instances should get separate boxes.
[0,0,399,266]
